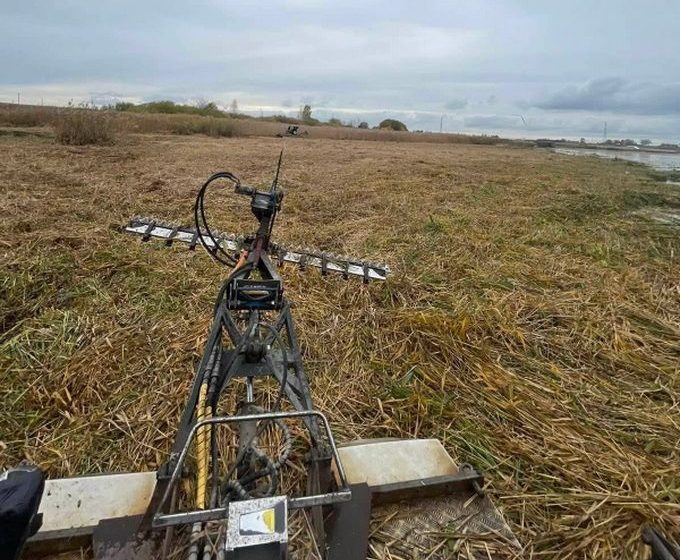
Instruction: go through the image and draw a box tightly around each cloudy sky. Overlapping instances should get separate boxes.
[2,0,679,141]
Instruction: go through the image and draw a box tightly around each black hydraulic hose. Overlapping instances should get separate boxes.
[221,413,292,501]
[193,171,241,267]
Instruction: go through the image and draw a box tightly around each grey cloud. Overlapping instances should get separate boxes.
[463,115,521,129]
[534,78,680,115]
[88,91,127,103]
[444,98,467,110]
[461,112,680,141]
[2,1,680,140]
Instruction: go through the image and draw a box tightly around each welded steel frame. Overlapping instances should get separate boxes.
[140,178,339,556]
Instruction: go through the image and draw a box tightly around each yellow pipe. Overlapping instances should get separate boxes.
[195,382,210,509]
[195,254,246,509]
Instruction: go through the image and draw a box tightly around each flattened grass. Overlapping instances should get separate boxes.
[0,134,678,558]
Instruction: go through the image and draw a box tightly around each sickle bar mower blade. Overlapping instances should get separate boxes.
[125,217,390,282]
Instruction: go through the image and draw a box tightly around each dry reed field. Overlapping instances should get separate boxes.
[1,129,679,559]
[0,103,500,145]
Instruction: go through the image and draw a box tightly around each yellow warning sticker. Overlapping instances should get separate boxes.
[239,507,276,535]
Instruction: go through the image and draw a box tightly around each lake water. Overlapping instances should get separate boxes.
[553,147,680,171]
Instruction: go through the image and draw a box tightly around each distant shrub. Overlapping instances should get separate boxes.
[327,118,343,127]
[379,119,408,132]
[194,102,225,118]
[358,121,369,129]
[269,114,303,125]
[54,108,114,145]
[0,106,53,127]
[114,102,135,112]
[116,100,229,119]
[469,135,499,145]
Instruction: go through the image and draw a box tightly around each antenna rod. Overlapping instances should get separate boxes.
[270,148,283,192]
[271,149,284,192]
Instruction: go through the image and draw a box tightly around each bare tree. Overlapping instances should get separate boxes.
[299,104,313,122]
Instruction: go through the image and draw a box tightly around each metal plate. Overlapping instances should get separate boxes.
[337,439,459,486]
[371,493,521,559]
[30,472,156,543]
[335,440,519,559]
[225,496,288,551]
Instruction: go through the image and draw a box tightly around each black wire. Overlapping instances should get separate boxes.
[193,171,241,267]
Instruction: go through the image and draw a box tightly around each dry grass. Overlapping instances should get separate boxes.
[0,131,678,559]
[54,108,115,145]
[0,102,501,145]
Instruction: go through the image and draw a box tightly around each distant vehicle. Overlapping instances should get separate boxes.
[276,125,308,138]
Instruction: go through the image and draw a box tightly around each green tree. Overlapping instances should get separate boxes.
[115,102,134,111]
[378,118,408,132]
[299,104,313,122]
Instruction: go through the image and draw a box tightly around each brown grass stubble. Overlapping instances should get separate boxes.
[0,132,678,558]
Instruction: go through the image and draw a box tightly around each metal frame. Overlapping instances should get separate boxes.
[157,265,325,471]
[153,411,351,529]
[118,162,380,559]
[141,251,340,546]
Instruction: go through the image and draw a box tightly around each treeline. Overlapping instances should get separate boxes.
[113,100,407,131]
[1,102,503,146]
[113,100,249,120]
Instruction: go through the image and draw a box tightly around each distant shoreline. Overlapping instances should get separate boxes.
[553,140,680,155]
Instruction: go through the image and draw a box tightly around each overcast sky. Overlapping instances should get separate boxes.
[2,0,679,140]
